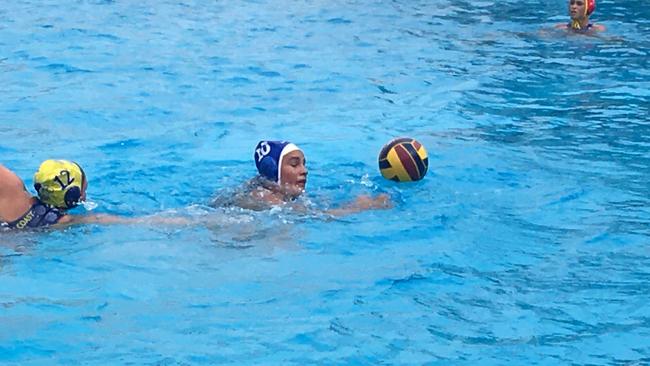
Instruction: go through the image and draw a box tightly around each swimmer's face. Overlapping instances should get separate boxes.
[569,0,586,19]
[280,150,307,197]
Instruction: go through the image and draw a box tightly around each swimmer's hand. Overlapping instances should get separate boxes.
[325,194,392,217]
[352,194,392,210]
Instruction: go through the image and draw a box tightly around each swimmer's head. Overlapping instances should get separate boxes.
[569,0,595,21]
[254,140,307,197]
[34,160,87,210]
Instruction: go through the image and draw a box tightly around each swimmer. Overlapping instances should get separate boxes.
[0,160,140,230]
[213,140,391,215]
[555,0,605,33]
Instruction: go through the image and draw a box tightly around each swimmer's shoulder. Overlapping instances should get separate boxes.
[552,23,606,32]
[0,165,33,223]
[246,177,285,206]
[0,164,24,193]
[249,186,285,206]
[591,24,606,31]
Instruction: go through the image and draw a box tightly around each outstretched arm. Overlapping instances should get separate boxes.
[57,213,193,226]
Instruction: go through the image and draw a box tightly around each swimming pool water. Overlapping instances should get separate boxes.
[1,0,649,364]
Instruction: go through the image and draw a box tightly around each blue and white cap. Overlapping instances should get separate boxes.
[254,140,301,184]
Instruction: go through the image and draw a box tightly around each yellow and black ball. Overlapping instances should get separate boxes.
[378,137,428,182]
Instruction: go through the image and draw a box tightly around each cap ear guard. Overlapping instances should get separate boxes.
[258,155,279,183]
[66,162,85,208]
[64,186,81,208]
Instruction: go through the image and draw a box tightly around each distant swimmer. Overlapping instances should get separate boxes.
[212,140,391,216]
[556,0,605,33]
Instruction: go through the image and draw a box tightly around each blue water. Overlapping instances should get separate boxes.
[1,0,649,364]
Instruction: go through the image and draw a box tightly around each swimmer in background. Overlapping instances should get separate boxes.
[0,160,139,230]
[213,140,391,216]
[556,0,605,33]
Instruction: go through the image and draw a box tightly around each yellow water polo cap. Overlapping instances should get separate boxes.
[33,159,86,209]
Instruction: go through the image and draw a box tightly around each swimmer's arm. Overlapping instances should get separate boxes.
[57,214,134,225]
[57,214,193,226]
[324,194,392,217]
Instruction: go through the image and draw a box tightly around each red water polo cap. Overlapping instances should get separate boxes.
[586,0,596,16]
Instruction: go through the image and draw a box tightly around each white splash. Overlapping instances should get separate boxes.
[82,200,98,211]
